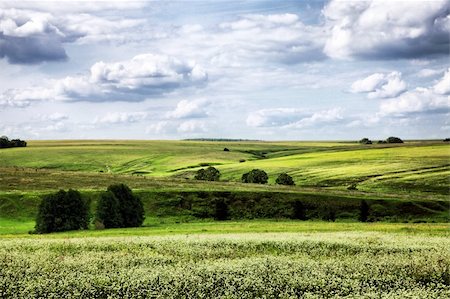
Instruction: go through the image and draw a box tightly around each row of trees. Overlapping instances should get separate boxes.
[0,136,27,148]
[194,166,295,185]
[359,136,403,144]
[35,184,144,233]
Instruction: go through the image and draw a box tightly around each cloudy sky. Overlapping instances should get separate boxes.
[0,0,449,140]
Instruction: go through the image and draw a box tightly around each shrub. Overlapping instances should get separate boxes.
[0,136,27,148]
[386,136,403,143]
[242,169,268,184]
[194,166,221,181]
[239,159,246,163]
[35,189,89,233]
[214,199,229,220]
[276,173,295,185]
[95,191,123,228]
[377,140,387,144]
[223,148,230,152]
[107,184,145,227]
[292,200,306,220]
[359,138,372,144]
[359,200,369,222]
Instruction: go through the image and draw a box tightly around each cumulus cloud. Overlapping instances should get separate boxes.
[166,99,211,119]
[39,112,68,122]
[0,7,144,64]
[177,120,207,133]
[93,112,148,125]
[433,68,450,95]
[379,87,450,116]
[0,53,208,106]
[417,68,445,78]
[323,0,450,60]
[351,71,407,99]
[246,107,344,129]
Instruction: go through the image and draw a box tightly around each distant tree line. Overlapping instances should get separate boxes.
[0,136,27,148]
[359,136,403,144]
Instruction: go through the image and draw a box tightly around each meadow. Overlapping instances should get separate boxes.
[0,139,449,298]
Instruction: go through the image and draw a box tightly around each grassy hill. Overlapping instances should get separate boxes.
[0,139,448,230]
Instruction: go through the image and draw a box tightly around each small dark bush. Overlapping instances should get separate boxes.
[223,148,230,152]
[292,200,306,220]
[35,189,89,233]
[359,138,372,144]
[0,136,27,148]
[276,173,295,185]
[377,140,387,144]
[214,199,229,220]
[386,136,403,143]
[194,166,221,181]
[347,184,358,190]
[96,191,123,228]
[444,138,450,142]
[242,169,268,184]
[108,184,145,227]
[359,200,369,222]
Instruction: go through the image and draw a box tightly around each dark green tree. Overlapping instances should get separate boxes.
[276,173,295,185]
[214,199,229,220]
[386,136,403,143]
[35,189,89,233]
[195,166,221,181]
[108,184,144,227]
[292,200,306,220]
[194,168,206,180]
[359,200,369,222]
[95,191,123,228]
[242,169,268,184]
[359,138,372,144]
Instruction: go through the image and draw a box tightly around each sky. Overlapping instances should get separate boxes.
[0,0,449,140]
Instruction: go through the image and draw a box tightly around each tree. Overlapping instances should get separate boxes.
[359,138,372,144]
[214,199,229,220]
[107,184,144,227]
[386,136,403,143]
[95,191,123,228]
[0,136,27,148]
[194,166,220,181]
[242,169,268,184]
[276,173,295,185]
[35,189,89,233]
[292,200,306,220]
[359,200,369,222]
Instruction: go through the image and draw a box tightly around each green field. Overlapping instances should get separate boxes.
[0,140,449,298]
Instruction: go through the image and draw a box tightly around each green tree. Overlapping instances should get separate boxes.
[359,200,369,222]
[242,169,268,184]
[386,136,403,143]
[359,138,372,144]
[276,173,295,185]
[35,189,89,233]
[195,166,221,181]
[214,198,229,220]
[108,184,144,227]
[95,191,123,228]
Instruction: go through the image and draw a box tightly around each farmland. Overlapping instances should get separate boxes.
[0,139,449,298]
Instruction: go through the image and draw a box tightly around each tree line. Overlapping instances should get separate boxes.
[0,136,27,148]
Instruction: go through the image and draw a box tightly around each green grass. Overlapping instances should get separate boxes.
[1,140,448,196]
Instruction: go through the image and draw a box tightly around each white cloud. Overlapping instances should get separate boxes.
[417,68,445,78]
[379,87,450,116]
[177,120,207,133]
[433,68,450,95]
[93,112,148,125]
[247,107,344,129]
[323,0,449,60]
[166,99,210,119]
[351,71,407,99]
[0,53,208,106]
[39,112,68,122]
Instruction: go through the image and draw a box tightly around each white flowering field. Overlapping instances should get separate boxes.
[1,231,449,298]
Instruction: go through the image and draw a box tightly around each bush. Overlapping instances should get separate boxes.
[194,166,221,181]
[242,169,268,184]
[292,200,306,220]
[0,136,27,148]
[107,184,144,227]
[95,191,123,228]
[359,138,372,144]
[214,199,229,220]
[223,148,230,152]
[359,200,369,222]
[386,136,403,143]
[377,140,387,144]
[276,173,295,185]
[35,189,89,233]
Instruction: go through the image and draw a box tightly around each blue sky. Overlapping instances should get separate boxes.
[0,0,449,140]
